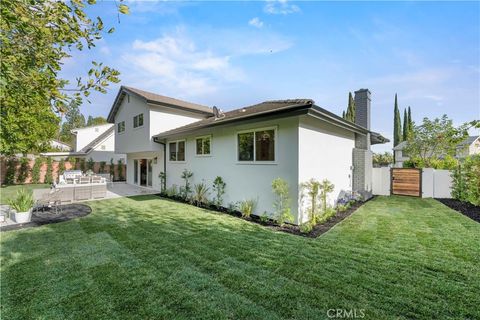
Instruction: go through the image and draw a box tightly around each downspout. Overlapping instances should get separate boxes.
[153,137,167,192]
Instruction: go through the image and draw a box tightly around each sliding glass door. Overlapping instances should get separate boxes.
[134,158,153,188]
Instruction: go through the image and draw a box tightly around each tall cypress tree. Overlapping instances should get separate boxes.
[402,108,408,141]
[345,92,355,122]
[342,111,346,119]
[393,94,402,146]
[407,106,413,134]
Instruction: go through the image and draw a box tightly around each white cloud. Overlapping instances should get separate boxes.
[264,0,300,15]
[248,17,264,28]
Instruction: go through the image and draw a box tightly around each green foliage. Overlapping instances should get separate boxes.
[80,158,86,173]
[317,207,337,224]
[239,199,257,218]
[99,161,106,173]
[452,155,480,206]
[393,94,402,147]
[373,152,393,167]
[403,115,470,167]
[87,157,95,172]
[192,182,209,205]
[402,108,409,141]
[260,212,269,223]
[67,157,77,169]
[31,158,43,184]
[407,106,413,135]
[301,178,321,223]
[86,116,107,126]
[58,159,66,175]
[8,188,34,212]
[227,202,239,214]
[319,179,335,214]
[271,178,293,225]
[117,159,124,180]
[212,176,226,207]
[344,92,356,122]
[336,204,348,212]
[166,185,178,198]
[109,158,115,178]
[0,0,128,154]
[300,221,314,233]
[4,158,17,185]
[17,157,30,184]
[44,158,53,185]
[158,172,167,193]
[59,103,86,145]
[180,169,193,200]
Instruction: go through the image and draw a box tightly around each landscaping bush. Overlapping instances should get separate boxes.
[79,158,86,173]
[451,155,480,206]
[239,199,256,218]
[159,172,166,193]
[99,161,106,173]
[212,176,226,207]
[17,157,30,184]
[8,188,34,212]
[58,159,66,175]
[4,158,17,185]
[117,159,124,180]
[301,178,321,223]
[31,157,43,184]
[180,169,193,200]
[87,157,95,172]
[272,178,293,225]
[192,181,209,205]
[44,158,53,184]
[166,185,178,198]
[109,158,115,179]
[403,155,458,170]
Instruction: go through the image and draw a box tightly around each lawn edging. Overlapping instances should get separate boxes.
[435,198,480,223]
[154,193,370,238]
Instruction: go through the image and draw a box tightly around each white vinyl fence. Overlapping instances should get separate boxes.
[372,168,453,198]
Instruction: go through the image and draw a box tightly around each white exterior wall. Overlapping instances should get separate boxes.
[372,167,390,196]
[422,168,434,198]
[297,116,355,224]
[149,105,205,138]
[126,151,164,190]
[164,117,299,222]
[73,124,112,151]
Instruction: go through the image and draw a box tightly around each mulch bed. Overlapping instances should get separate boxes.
[436,198,480,223]
[0,204,92,232]
[154,194,369,238]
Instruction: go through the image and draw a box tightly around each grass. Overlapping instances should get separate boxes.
[1,195,479,319]
[0,184,50,204]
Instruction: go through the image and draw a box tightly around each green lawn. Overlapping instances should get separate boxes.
[0,184,50,204]
[1,196,479,319]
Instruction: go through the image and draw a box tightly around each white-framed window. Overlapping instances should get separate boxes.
[237,127,276,163]
[133,113,144,128]
[169,140,186,162]
[117,121,125,133]
[196,135,211,156]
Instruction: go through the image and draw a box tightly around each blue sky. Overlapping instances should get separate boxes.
[62,0,480,153]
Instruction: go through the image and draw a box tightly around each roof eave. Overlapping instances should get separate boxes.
[146,100,213,116]
[307,107,369,135]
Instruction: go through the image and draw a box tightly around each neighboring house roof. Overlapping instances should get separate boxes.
[393,141,407,151]
[78,126,114,154]
[71,123,112,134]
[107,86,213,122]
[50,139,72,149]
[153,99,389,145]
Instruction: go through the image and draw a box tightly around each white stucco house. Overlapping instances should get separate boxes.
[42,124,126,163]
[393,135,480,167]
[107,86,388,224]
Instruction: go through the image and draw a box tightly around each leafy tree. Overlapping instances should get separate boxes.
[407,106,413,135]
[99,161,106,173]
[212,176,226,207]
[0,0,128,154]
[87,157,95,171]
[272,178,293,225]
[109,158,115,179]
[301,178,321,223]
[44,158,53,184]
[86,116,108,126]
[4,158,17,185]
[59,102,86,145]
[58,159,66,175]
[117,159,124,180]
[393,94,402,147]
[319,179,334,214]
[79,158,86,173]
[17,157,30,184]
[373,152,393,167]
[180,169,193,200]
[403,115,470,168]
[344,92,355,122]
[402,108,409,141]
[452,155,480,206]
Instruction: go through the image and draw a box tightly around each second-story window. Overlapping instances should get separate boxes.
[133,113,144,128]
[117,121,125,133]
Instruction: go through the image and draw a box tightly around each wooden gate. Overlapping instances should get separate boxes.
[391,168,422,197]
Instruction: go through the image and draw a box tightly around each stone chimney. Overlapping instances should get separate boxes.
[354,89,371,130]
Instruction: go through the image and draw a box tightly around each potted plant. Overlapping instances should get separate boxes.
[8,188,35,223]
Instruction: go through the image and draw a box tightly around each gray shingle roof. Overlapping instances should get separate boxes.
[457,135,479,147]
[107,86,213,122]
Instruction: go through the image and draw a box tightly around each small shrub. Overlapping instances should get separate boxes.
[4,158,17,185]
[272,178,293,225]
[99,161,106,173]
[44,158,53,184]
[227,202,238,214]
[79,158,86,173]
[58,158,66,175]
[109,158,115,179]
[8,188,34,212]
[31,158,43,184]
[239,199,256,218]
[17,157,30,184]
[301,178,321,223]
[117,159,124,180]
[260,212,269,223]
[159,172,167,193]
[300,222,314,233]
[319,179,334,214]
[317,207,337,223]
[67,157,77,169]
[87,157,95,172]
[452,155,480,206]
[192,181,209,205]
[180,169,193,200]
[166,185,178,197]
[336,204,348,212]
[212,176,226,207]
